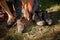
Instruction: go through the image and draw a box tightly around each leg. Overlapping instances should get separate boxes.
[0,0,14,23]
[14,0,24,33]
[6,1,14,16]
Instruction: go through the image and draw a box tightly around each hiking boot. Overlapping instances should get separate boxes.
[6,21,15,28]
[17,19,24,33]
[36,21,45,26]
[33,12,45,26]
[42,10,52,25]
[5,19,16,29]
[45,19,52,25]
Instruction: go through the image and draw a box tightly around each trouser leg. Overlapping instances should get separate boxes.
[14,0,24,33]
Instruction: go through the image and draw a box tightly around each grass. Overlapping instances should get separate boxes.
[0,0,60,40]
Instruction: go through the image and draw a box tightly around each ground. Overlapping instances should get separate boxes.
[0,0,60,40]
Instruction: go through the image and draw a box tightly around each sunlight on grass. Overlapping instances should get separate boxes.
[46,5,60,13]
[58,20,60,23]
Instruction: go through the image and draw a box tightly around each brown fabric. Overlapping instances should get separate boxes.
[22,0,34,12]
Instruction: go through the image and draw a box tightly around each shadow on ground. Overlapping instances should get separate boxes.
[52,31,60,40]
[49,10,60,25]
[0,14,8,38]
